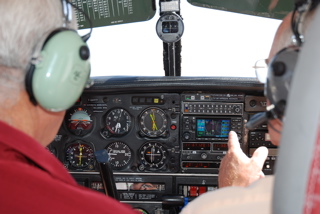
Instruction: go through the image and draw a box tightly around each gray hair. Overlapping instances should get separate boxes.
[0,0,77,106]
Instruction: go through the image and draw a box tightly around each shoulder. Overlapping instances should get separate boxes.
[181,176,274,214]
[0,161,136,214]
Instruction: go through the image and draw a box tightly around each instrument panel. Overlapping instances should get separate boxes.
[49,76,276,214]
[52,93,181,173]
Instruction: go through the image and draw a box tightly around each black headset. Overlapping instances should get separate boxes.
[246,0,316,130]
[25,0,92,112]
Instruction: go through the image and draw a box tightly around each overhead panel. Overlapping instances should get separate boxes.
[72,0,156,29]
[187,0,294,19]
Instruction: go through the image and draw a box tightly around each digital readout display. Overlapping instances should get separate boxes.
[182,162,220,169]
[213,143,228,151]
[196,118,230,138]
[183,143,211,150]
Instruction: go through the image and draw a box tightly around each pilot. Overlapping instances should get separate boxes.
[181,0,319,213]
[0,1,138,213]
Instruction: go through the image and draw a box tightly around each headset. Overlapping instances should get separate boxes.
[25,0,92,112]
[246,0,315,130]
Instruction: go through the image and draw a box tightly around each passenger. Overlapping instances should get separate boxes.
[180,1,319,213]
[0,1,137,213]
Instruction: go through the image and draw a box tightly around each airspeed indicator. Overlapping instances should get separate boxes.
[105,108,132,136]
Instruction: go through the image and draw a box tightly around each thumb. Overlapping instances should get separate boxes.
[251,146,269,169]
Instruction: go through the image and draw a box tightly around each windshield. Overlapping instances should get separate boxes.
[81,0,281,77]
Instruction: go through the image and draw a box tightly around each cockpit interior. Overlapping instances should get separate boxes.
[45,0,299,213]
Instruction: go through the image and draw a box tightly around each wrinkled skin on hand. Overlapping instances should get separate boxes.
[218,131,269,188]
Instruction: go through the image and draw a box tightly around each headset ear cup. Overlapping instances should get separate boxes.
[265,47,299,119]
[31,30,90,112]
[25,64,37,105]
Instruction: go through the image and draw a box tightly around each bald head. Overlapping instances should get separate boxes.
[268,12,294,62]
[268,6,318,62]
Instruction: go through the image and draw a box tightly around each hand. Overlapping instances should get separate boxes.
[130,183,158,190]
[218,131,268,188]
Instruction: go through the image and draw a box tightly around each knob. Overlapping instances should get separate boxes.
[249,100,256,107]
[201,153,208,159]
[183,132,191,141]
[233,106,241,113]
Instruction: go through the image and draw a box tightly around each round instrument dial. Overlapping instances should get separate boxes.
[140,142,167,170]
[156,13,184,43]
[139,107,168,137]
[106,141,132,169]
[105,108,132,136]
[65,141,95,170]
[66,107,93,136]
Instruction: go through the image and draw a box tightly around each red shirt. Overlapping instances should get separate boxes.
[0,121,137,214]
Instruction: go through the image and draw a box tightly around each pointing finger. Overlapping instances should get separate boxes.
[227,131,241,151]
[251,146,269,169]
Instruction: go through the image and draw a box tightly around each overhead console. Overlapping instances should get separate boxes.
[48,76,275,214]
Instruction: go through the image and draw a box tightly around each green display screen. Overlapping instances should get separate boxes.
[72,0,156,29]
[187,0,294,19]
